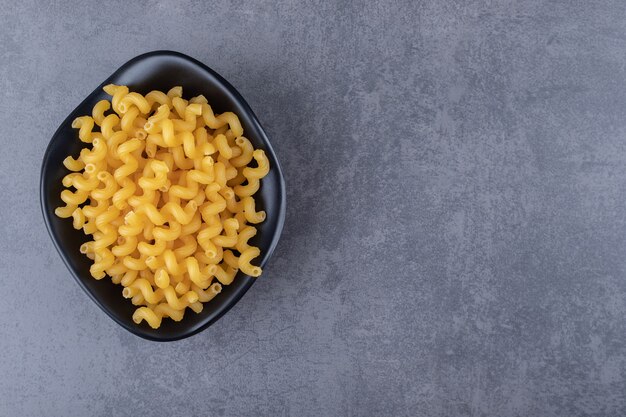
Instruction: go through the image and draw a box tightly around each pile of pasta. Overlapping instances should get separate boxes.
[55,85,269,329]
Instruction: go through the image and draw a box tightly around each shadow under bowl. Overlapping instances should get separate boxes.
[40,50,286,341]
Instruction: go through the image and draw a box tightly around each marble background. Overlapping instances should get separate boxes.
[1,0,626,415]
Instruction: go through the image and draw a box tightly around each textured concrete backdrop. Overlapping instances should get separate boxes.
[1,0,626,416]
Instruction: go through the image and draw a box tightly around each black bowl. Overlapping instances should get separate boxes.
[40,51,286,341]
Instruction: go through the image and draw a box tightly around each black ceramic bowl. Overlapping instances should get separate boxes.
[40,51,286,341]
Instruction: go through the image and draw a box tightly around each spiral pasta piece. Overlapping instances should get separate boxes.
[122,278,164,304]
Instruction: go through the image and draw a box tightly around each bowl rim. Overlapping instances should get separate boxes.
[40,50,286,341]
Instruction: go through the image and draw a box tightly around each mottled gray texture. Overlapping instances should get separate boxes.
[1,0,626,415]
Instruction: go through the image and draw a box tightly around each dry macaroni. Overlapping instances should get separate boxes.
[55,85,270,328]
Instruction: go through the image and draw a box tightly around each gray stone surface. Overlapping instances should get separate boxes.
[1,0,626,415]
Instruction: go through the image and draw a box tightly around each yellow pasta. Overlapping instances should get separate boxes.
[154,268,170,289]
[131,307,161,328]
[214,263,238,285]
[63,155,86,172]
[241,196,266,224]
[71,208,86,230]
[236,225,257,253]
[118,92,151,115]
[192,282,222,302]
[71,116,95,143]
[238,247,262,277]
[56,85,270,328]
[112,235,137,257]
[146,91,171,109]
[100,114,120,140]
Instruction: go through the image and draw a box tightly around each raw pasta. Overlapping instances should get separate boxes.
[55,85,270,329]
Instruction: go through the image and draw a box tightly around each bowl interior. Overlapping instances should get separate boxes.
[41,51,286,341]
